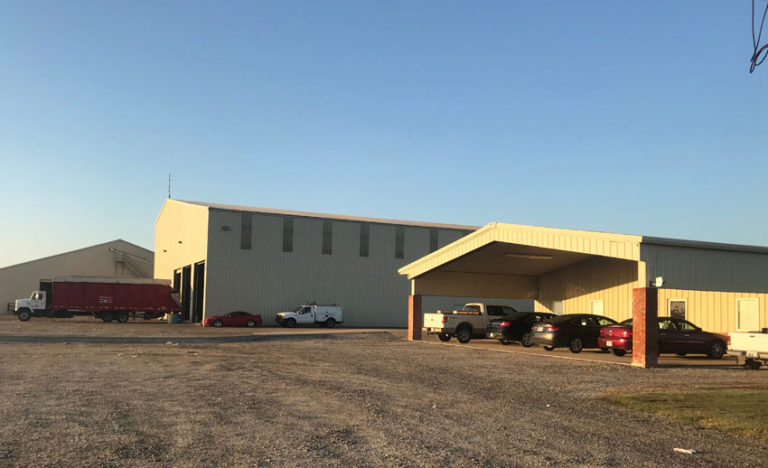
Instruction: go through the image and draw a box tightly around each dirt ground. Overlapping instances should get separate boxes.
[1,315,767,467]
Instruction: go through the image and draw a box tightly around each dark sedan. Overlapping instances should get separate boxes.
[532,314,618,353]
[486,312,555,347]
[598,317,727,359]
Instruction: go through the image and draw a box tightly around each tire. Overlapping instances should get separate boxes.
[611,349,627,357]
[100,312,113,323]
[17,308,31,321]
[285,318,297,328]
[746,359,763,370]
[707,341,725,360]
[521,332,535,348]
[500,339,512,345]
[544,346,554,351]
[213,320,223,328]
[325,318,336,328]
[568,337,583,354]
[438,334,451,342]
[246,319,256,328]
[116,311,129,323]
[455,326,472,344]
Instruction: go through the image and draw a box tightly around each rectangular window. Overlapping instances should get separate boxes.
[359,223,370,257]
[322,219,333,255]
[240,213,252,250]
[395,226,405,259]
[429,228,438,253]
[669,299,686,320]
[282,217,293,253]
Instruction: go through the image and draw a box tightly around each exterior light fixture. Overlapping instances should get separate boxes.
[222,225,231,231]
[178,240,183,244]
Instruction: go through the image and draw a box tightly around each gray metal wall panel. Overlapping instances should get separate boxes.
[642,244,768,293]
[199,210,523,327]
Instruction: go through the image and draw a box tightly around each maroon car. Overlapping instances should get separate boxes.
[598,317,727,359]
[203,311,262,328]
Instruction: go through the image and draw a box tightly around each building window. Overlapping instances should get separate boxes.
[282,217,293,253]
[669,299,686,320]
[322,219,333,255]
[240,213,252,250]
[395,226,404,259]
[429,228,438,253]
[359,223,370,257]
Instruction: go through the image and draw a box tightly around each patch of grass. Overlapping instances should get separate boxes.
[605,389,768,441]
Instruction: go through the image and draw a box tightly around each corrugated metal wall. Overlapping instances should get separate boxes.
[203,209,483,327]
[642,244,768,293]
[656,289,767,334]
[154,200,209,282]
[535,256,640,322]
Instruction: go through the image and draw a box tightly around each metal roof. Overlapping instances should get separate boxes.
[174,199,480,231]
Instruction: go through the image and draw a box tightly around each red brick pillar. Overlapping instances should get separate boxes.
[632,287,659,368]
[408,295,423,341]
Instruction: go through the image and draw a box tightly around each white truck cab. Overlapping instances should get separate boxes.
[15,291,47,321]
[276,304,343,328]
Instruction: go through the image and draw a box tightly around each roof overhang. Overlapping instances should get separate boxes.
[398,222,642,280]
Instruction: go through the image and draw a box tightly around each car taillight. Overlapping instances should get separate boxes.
[545,326,559,332]
[441,316,449,324]
[499,321,511,328]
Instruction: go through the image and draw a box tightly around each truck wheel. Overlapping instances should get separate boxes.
[213,320,223,328]
[521,332,535,348]
[246,319,256,328]
[100,311,113,323]
[285,318,297,328]
[17,308,31,321]
[455,326,472,344]
[611,349,627,357]
[746,359,763,370]
[438,334,451,342]
[116,311,129,323]
[707,341,725,360]
[568,337,583,353]
[544,346,554,351]
[325,318,336,328]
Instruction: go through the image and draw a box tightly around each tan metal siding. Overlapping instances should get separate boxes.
[535,257,641,322]
[202,210,477,327]
[154,200,209,281]
[657,289,767,334]
[641,244,768,293]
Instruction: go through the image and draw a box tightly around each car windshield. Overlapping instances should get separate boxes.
[294,306,305,313]
[545,314,582,325]
[620,319,633,326]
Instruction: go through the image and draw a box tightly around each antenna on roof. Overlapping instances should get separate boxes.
[168,173,171,199]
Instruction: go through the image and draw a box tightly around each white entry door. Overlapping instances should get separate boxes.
[590,300,604,316]
[737,299,760,331]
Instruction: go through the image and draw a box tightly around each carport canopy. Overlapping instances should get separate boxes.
[398,222,643,299]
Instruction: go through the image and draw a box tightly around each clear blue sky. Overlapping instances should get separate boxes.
[1,1,766,267]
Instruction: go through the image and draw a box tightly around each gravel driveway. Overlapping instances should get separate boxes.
[1,317,766,466]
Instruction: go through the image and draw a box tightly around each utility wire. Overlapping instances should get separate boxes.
[751,0,768,72]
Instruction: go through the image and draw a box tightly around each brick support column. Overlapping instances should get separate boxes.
[632,287,659,368]
[408,295,423,341]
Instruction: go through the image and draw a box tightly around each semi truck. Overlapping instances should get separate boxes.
[14,276,181,322]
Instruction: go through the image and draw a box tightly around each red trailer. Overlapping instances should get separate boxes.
[14,276,181,322]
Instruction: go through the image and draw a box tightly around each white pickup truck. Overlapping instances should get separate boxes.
[276,304,343,328]
[422,303,517,344]
[728,329,768,369]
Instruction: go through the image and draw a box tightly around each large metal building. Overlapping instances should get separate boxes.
[154,200,533,326]
[399,223,768,335]
[0,239,154,313]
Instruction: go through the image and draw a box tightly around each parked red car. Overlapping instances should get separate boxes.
[598,317,727,359]
[203,311,262,328]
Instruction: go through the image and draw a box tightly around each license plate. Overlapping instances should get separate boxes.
[536,326,544,332]
[606,340,612,347]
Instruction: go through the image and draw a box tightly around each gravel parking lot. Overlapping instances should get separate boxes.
[1,315,767,466]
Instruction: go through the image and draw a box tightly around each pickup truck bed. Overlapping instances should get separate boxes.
[728,329,768,370]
